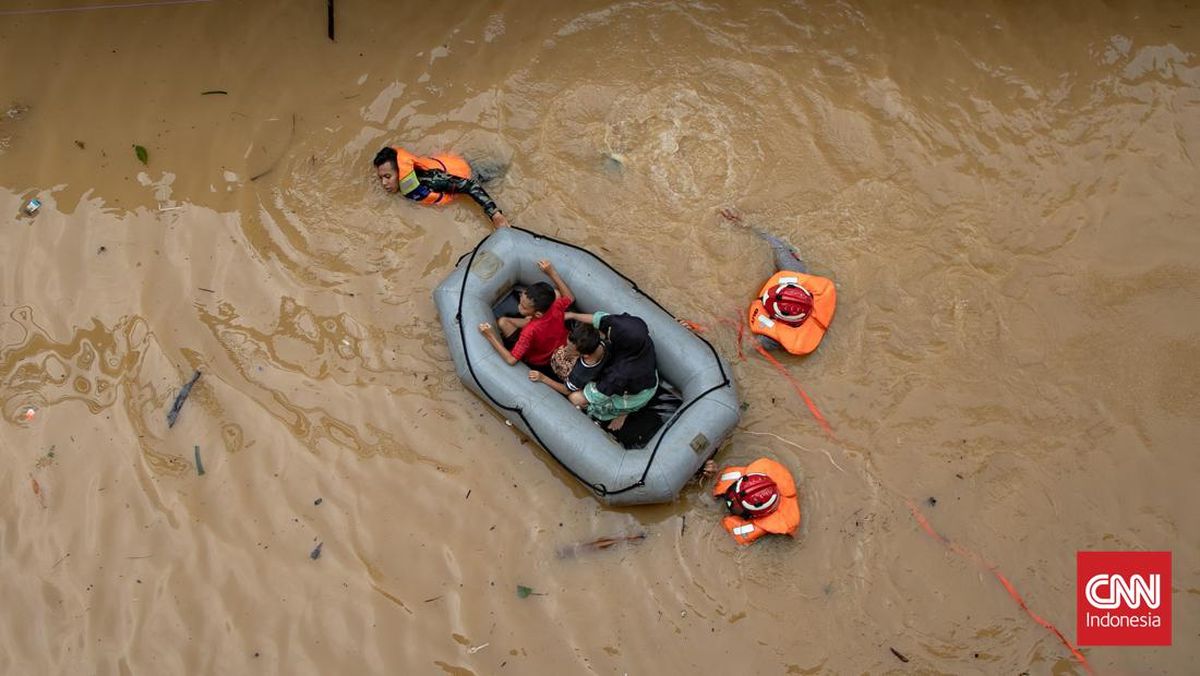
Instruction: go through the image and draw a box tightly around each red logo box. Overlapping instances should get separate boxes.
[1077,551,1171,646]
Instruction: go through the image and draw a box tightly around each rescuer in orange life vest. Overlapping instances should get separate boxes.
[721,207,836,356]
[708,457,801,545]
[373,145,511,229]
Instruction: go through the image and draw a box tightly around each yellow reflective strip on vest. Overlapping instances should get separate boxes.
[719,471,743,482]
[732,524,755,536]
[757,315,775,328]
[778,276,799,285]
[398,170,421,195]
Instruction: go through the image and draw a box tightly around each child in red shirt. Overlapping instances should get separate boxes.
[478,260,574,370]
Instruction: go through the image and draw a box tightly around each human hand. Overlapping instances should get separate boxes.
[537,259,553,274]
[478,322,494,335]
[528,370,544,382]
[491,212,510,228]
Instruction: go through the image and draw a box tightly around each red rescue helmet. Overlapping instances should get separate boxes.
[723,473,780,518]
[762,282,814,327]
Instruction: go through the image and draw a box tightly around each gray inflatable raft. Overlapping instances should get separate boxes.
[433,227,741,506]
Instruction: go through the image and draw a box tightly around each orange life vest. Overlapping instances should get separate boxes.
[391,146,473,205]
[711,457,801,545]
[747,270,836,355]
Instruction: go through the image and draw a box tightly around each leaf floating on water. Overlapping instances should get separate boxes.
[739,401,751,412]
[133,144,148,165]
[516,585,533,599]
[310,542,323,560]
[194,445,206,476]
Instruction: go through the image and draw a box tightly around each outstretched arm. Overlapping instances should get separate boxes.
[478,323,519,366]
[529,370,570,395]
[720,206,805,272]
[425,170,508,228]
[538,260,573,301]
[564,311,610,327]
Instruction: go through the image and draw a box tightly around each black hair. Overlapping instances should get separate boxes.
[570,322,601,354]
[523,282,555,313]
[372,147,398,169]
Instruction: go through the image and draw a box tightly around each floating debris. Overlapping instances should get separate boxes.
[193,445,206,476]
[310,542,323,560]
[22,199,41,216]
[249,113,295,181]
[31,477,45,508]
[602,152,627,173]
[890,647,909,663]
[556,533,646,559]
[133,144,148,165]
[166,370,202,428]
[200,90,228,96]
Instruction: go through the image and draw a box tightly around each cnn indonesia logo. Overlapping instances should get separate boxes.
[1077,551,1171,646]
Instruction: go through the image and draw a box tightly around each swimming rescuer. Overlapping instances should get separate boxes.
[373,145,510,229]
[722,207,836,355]
[711,457,801,545]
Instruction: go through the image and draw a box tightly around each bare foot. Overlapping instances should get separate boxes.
[608,414,628,431]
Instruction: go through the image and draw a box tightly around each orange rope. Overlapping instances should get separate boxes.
[752,344,837,441]
[714,316,745,361]
[905,499,1095,674]
[689,315,1088,672]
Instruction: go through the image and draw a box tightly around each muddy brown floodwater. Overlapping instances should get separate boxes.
[1,1,1198,674]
